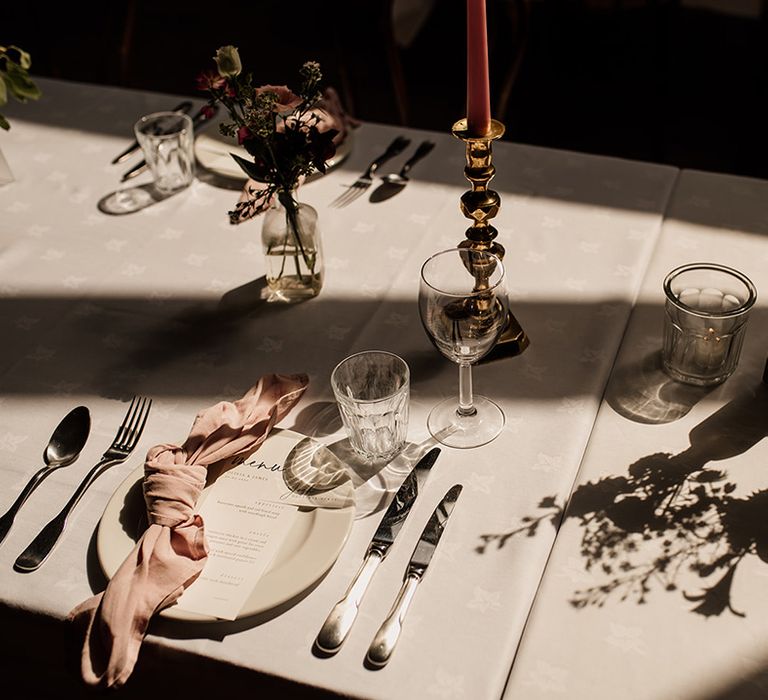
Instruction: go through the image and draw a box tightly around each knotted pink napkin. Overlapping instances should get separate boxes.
[69,373,309,688]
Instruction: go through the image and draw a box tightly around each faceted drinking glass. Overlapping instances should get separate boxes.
[662,262,757,386]
[331,351,410,462]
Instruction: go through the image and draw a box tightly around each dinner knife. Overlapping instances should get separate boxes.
[314,446,441,654]
[120,104,219,182]
[366,483,463,668]
[111,100,193,164]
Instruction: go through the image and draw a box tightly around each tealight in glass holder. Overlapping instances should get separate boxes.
[662,262,757,386]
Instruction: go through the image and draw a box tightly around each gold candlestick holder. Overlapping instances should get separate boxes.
[452,117,530,359]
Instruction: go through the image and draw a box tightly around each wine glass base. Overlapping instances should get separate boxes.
[427,395,504,449]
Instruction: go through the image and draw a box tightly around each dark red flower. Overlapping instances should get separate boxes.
[237,125,251,145]
[195,69,226,92]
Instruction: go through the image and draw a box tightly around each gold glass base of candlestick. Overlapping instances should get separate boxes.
[452,118,530,360]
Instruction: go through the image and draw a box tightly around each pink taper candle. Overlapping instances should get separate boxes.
[466,0,491,136]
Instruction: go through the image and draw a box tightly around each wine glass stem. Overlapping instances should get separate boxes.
[457,362,477,417]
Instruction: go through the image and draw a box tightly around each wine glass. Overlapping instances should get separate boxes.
[418,247,509,448]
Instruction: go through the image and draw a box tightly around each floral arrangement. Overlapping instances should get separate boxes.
[0,45,41,130]
[197,46,338,224]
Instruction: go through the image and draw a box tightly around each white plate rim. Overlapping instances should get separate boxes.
[96,429,355,623]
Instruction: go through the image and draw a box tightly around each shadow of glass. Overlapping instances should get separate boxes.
[607,350,713,424]
[480,383,768,617]
[281,437,353,509]
[98,183,176,215]
[321,437,437,520]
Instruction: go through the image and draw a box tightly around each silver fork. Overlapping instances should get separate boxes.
[331,135,411,207]
[14,396,152,572]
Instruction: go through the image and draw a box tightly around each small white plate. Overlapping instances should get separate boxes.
[96,429,355,622]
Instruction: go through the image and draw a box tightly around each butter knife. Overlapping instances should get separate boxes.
[366,483,463,667]
[120,104,219,182]
[314,446,441,654]
[111,100,193,164]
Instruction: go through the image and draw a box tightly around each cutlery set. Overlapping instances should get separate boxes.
[0,406,90,546]
[0,396,456,667]
[331,136,436,207]
[0,397,151,572]
[316,447,462,667]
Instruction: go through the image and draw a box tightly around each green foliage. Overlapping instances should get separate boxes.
[0,45,42,131]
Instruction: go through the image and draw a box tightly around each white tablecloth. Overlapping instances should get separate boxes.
[503,170,768,700]
[0,77,705,698]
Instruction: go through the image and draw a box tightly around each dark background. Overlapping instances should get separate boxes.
[4,0,768,178]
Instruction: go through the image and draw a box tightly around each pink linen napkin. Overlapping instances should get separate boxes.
[69,373,309,688]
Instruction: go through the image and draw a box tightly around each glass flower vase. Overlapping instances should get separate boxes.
[261,190,323,302]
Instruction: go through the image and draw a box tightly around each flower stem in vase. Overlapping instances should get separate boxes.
[280,191,313,279]
[261,191,323,302]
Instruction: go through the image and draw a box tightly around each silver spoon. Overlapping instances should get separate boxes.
[381,140,435,187]
[371,140,436,203]
[0,406,91,545]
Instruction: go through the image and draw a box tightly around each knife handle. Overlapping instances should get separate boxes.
[400,140,435,177]
[315,546,384,654]
[366,571,421,667]
[0,466,51,546]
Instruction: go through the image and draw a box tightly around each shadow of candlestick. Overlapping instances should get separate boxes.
[478,382,768,617]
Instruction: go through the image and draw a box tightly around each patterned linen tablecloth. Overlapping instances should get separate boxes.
[503,171,768,700]
[0,78,678,698]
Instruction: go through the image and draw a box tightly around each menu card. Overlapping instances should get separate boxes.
[174,489,297,620]
[174,431,353,620]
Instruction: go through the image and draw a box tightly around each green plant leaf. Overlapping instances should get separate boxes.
[0,113,10,130]
[0,77,7,107]
[5,63,41,101]
[7,46,32,70]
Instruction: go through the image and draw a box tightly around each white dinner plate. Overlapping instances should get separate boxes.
[96,429,355,622]
[194,118,353,182]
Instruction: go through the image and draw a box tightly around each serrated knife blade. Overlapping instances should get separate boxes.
[366,483,463,667]
[314,446,441,654]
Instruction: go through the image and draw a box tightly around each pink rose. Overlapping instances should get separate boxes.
[256,85,303,114]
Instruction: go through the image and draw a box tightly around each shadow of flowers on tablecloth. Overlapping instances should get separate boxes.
[478,383,768,617]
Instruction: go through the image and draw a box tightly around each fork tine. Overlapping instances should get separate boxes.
[113,395,139,445]
[122,396,147,445]
[330,185,359,208]
[123,396,147,443]
[125,397,151,451]
[332,183,366,208]
[344,186,367,205]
